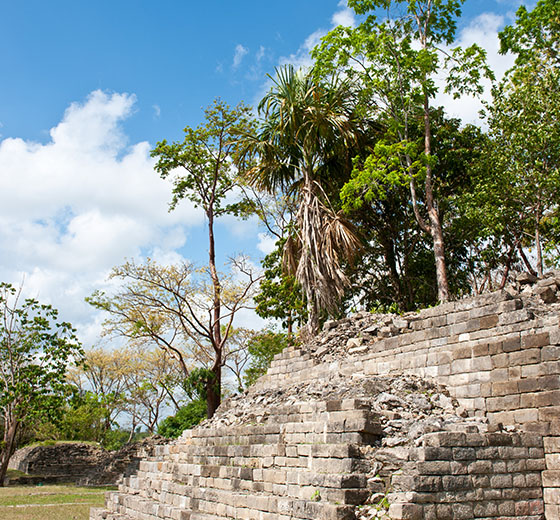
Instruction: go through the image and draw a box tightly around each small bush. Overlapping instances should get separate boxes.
[157,399,207,439]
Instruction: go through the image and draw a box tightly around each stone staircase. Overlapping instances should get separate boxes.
[92,276,560,520]
[92,398,382,520]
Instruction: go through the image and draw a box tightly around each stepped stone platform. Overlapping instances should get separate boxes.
[92,274,560,520]
[9,437,168,486]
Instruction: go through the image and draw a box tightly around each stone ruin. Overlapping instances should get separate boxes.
[8,436,168,486]
[92,273,560,520]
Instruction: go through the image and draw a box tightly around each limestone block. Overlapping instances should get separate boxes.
[388,502,423,520]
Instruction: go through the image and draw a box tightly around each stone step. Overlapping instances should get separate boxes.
[90,506,136,520]
[187,493,356,520]
[103,487,359,520]
[106,492,191,520]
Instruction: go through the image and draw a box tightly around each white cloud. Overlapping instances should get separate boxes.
[0,90,204,346]
[233,44,249,68]
[434,13,515,125]
[332,1,356,28]
[277,2,355,73]
[278,28,324,71]
[152,104,161,118]
[257,233,277,255]
[256,45,266,63]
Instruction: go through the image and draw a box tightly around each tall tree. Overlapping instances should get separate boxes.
[150,99,255,417]
[499,0,560,67]
[242,66,362,336]
[464,5,560,278]
[0,283,83,485]
[313,0,492,303]
[88,258,260,419]
[457,1,560,280]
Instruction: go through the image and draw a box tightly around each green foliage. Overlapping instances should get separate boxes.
[314,0,494,303]
[151,99,255,215]
[341,140,421,210]
[157,399,207,439]
[0,282,84,482]
[243,332,289,388]
[102,429,132,451]
[254,238,307,331]
[499,0,560,67]
[464,56,560,276]
[183,368,216,402]
[58,391,114,444]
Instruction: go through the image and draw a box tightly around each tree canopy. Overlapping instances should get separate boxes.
[0,283,83,485]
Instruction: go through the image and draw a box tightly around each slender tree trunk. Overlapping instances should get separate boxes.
[0,417,18,487]
[381,234,404,309]
[207,208,222,419]
[207,363,221,419]
[499,241,517,290]
[517,242,537,277]
[305,298,320,339]
[286,312,293,337]
[422,90,449,303]
[536,203,543,278]
[127,415,137,444]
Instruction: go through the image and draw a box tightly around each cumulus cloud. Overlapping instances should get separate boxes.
[256,233,277,255]
[0,90,204,346]
[277,2,355,72]
[233,44,249,68]
[434,13,515,125]
[332,0,356,28]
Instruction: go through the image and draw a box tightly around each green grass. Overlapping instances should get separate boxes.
[5,469,28,479]
[0,484,114,520]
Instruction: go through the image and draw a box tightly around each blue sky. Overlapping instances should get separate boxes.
[0,0,530,345]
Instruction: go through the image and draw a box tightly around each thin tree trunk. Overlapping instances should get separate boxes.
[381,234,404,309]
[422,90,449,303]
[499,241,517,290]
[127,415,137,444]
[207,208,222,419]
[207,363,221,419]
[517,242,537,277]
[305,298,319,339]
[0,418,18,487]
[536,203,543,278]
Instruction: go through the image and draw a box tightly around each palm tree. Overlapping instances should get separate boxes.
[242,66,362,336]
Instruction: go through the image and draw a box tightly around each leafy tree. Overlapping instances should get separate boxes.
[499,0,560,67]
[242,66,362,335]
[243,331,290,388]
[254,238,307,334]
[459,2,560,280]
[466,57,560,278]
[157,398,207,439]
[340,108,482,309]
[68,346,130,432]
[88,258,260,419]
[150,99,256,417]
[0,283,83,485]
[58,391,113,444]
[121,348,185,439]
[313,0,492,303]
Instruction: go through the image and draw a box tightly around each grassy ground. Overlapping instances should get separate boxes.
[0,484,113,520]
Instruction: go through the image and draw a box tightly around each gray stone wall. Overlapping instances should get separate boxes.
[8,436,168,486]
[91,281,560,520]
